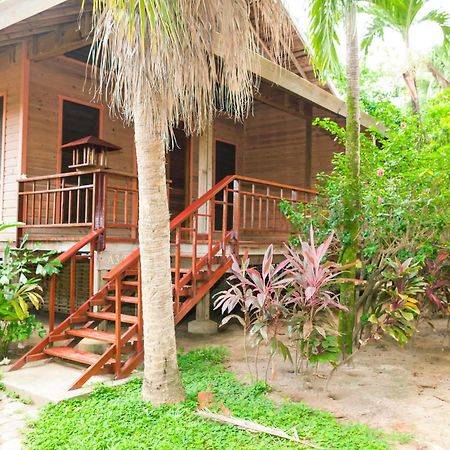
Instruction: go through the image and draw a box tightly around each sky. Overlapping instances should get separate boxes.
[283,0,450,76]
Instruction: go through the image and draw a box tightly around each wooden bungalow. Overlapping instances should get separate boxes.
[0,0,377,388]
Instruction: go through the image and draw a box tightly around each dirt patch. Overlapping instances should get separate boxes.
[177,317,450,450]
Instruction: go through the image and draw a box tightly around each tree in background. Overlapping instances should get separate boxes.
[88,0,291,405]
[361,0,450,112]
[308,0,362,357]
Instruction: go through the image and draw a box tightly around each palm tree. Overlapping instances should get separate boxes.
[88,0,291,405]
[308,0,361,356]
[361,0,450,112]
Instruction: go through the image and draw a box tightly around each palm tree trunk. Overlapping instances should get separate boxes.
[403,36,420,113]
[133,101,185,405]
[338,0,360,357]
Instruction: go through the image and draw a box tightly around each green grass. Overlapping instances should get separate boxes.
[25,347,404,449]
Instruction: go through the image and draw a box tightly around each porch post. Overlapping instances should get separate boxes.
[188,125,218,334]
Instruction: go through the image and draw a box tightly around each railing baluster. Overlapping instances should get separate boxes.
[208,198,214,269]
[174,226,181,315]
[273,198,276,230]
[137,262,143,353]
[232,179,241,256]
[124,190,129,225]
[115,277,122,376]
[76,176,81,224]
[85,187,89,224]
[242,193,247,229]
[67,186,72,224]
[250,183,255,229]
[89,238,95,298]
[23,192,28,225]
[31,181,35,225]
[222,187,228,258]
[69,255,76,314]
[265,187,270,229]
[49,275,56,332]
[113,189,118,224]
[191,214,198,296]
[60,179,65,224]
[38,192,42,225]
[258,193,262,230]
[45,180,50,225]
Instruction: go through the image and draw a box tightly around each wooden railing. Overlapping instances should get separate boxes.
[17,170,138,243]
[47,228,105,332]
[103,175,316,322]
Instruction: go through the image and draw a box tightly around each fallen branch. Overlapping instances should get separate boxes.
[197,409,323,449]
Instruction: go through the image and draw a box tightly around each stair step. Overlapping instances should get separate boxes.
[106,295,139,304]
[122,280,138,287]
[171,268,191,273]
[87,311,138,324]
[44,346,112,366]
[67,328,116,343]
[69,315,89,324]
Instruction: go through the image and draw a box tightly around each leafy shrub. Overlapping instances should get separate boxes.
[215,228,347,378]
[0,232,61,358]
[281,92,450,348]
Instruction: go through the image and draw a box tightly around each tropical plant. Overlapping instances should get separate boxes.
[214,245,292,381]
[0,235,61,358]
[0,315,45,360]
[87,0,292,404]
[284,229,348,373]
[361,0,450,112]
[308,0,362,356]
[215,229,348,379]
[281,91,449,355]
[365,258,424,345]
[423,252,449,314]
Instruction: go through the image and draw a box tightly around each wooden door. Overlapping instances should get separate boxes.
[167,130,189,218]
[215,140,236,230]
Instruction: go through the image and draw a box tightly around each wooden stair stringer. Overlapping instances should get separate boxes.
[174,256,232,325]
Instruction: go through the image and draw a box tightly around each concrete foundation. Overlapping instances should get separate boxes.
[187,293,218,335]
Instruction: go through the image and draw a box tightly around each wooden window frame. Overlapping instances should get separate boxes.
[56,95,104,173]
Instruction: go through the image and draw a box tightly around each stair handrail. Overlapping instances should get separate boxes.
[103,175,317,281]
[103,175,236,281]
[48,227,105,331]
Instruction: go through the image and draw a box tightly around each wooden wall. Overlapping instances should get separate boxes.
[311,106,344,183]
[0,44,25,241]
[243,101,307,186]
[26,56,135,177]
[241,100,342,189]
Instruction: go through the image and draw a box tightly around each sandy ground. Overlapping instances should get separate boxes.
[177,316,450,450]
[2,313,449,449]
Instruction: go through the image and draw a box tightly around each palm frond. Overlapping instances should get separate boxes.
[419,9,450,52]
[308,0,343,79]
[85,0,292,139]
[361,16,387,54]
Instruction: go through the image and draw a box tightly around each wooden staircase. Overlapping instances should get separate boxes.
[10,176,314,389]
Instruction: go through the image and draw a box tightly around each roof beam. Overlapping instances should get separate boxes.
[213,32,379,130]
[29,16,92,61]
[0,0,68,32]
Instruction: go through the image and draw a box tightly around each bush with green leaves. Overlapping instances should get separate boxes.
[0,231,61,358]
[280,91,450,347]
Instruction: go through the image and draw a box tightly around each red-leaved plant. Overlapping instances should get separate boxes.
[423,252,449,314]
[214,227,348,380]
